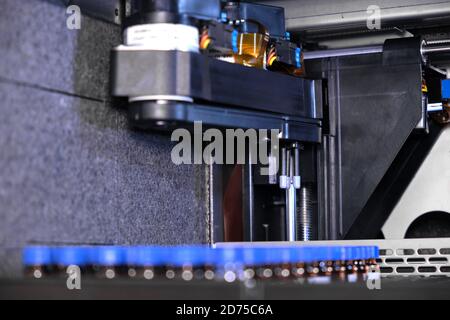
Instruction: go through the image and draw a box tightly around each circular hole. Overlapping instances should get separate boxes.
[397,267,415,274]
[418,266,437,273]
[405,212,450,239]
[380,249,394,256]
[440,267,450,273]
[429,257,448,264]
[380,267,394,274]
[418,248,437,255]
[397,249,415,256]
[385,258,404,264]
[407,258,426,264]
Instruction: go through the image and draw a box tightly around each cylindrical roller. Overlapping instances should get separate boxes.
[140,0,178,13]
[423,44,450,55]
[281,148,287,177]
[279,147,289,189]
[294,144,300,177]
[298,186,314,242]
[285,151,297,242]
[303,45,383,60]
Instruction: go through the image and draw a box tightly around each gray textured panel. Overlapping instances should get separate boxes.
[0,250,22,279]
[0,0,120,101]
[0,81,208,248]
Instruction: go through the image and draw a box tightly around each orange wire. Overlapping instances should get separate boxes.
[267,47,277,66]
[200,35,211,50]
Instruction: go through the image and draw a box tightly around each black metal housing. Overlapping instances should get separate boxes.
[128,101,322,143]
[205,21,235,55]
[111,49,322,119]
[309,37,425,239]
[223,2,286,38]
[124,0,221,27]
[273,39,299,67]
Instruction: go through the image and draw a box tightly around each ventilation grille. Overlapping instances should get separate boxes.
[378,247,450,277]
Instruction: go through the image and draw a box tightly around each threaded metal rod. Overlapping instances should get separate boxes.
[298,186,313,242]
[285,150,297,242]
[426,39,450,45]
[423,45,450,54]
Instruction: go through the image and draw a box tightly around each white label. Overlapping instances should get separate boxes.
[124,23,199,53]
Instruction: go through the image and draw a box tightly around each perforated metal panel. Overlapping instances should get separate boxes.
[376,240,450,277]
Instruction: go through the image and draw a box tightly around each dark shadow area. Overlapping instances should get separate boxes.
[406,211,450,239]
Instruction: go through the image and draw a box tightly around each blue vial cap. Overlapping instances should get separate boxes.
[372,246,380,259]
[52,247,89,267]
[442,79,450,99]
[23,246,52,266]
[264,247,293,265]
[289,247,309,263]
[165,246,206,267]
[307,247,331,263]
[94,246,126,266]
[361,247,371,260]
[125,247,140,265]
[331,246,351,261]
[364,246,373,260]
[354,247,362,260]
[353,246,364,260]
[215,247,244,267]
[241,247,268,266]
[363,246,379,260]
[204,247,219,266]
[295,47,302,68]
[214,245,380,265]
[291,246,362,263]
[126,246,167,267]
[329,246,379,261]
